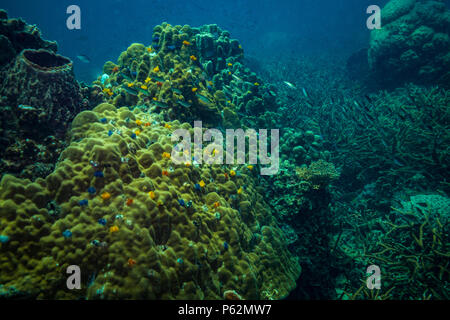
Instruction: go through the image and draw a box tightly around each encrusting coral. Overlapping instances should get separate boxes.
[0,103,301,299]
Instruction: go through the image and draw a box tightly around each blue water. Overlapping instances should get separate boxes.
[2,0,388,82]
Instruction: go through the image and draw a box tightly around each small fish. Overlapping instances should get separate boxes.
[283,81,296,89]
[152,100,170,108]
[167,45,176,51]
[138,88,150,96]
[393,158,405,167]
[196,93,213,104]
[302,88,309,98]
[120,73,133,82]
[77,55,91,63]
[121,85,138,96]
[0,235,10,243]
[177,100,191,108]
[91,240,101,247]
[151,75,165,83]
[171,88,182,95]
[232,74,243,82]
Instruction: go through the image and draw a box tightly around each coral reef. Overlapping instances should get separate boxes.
[0,12,83,180]
[253,51,449,299]
[337,194,449,300]
[331,84,449,211]
[0,9,57,67]
[368,0,450,87]
[0,103,300,299]
[1,49,82,131]
[0,49,83,178]
[94,23,277,128]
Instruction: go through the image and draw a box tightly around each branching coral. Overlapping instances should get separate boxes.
[337,194,449,300]
[296,160,340,190]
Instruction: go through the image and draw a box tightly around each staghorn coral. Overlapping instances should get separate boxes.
[0,103,300,299]
[340,194,449,300]
[368,0,450,87]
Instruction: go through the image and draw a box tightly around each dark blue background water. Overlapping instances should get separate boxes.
[2,0,389,82]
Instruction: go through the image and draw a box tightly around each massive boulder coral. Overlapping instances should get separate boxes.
[0,103,301,299]
[368,0,450,87]
[95,23,272,128]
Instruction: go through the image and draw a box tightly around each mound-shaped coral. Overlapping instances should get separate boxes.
[94,23,274,129]
[0,103,300,299]
[368,0,450,87]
